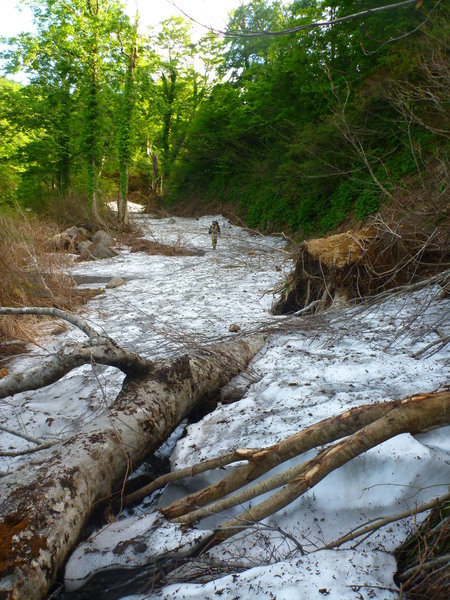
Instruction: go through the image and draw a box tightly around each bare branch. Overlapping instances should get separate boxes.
[362,0,444,55]
[398,553,450,583]
[161,399,402,522]
[122,448,256,506]
[0,306,102,341]
[168,0,420,38]
[0,424,47,445]
[0,307,155,398]
[0,442,56,457]
[0,338,153,399]
[171,391,449,548]
[0,425,56,456]
[319,491,450,550]
[413,335,450,358]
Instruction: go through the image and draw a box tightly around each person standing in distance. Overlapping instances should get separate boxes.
[208,220,221,250]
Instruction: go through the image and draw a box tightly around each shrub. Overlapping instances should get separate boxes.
[0,210,96,346]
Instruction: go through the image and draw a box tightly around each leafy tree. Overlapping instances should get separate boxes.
[71,0,129,221]
[2,0,132,220]
[116,14,139,225]
[139,17,223,197]
[171,0,446,232]
[0,79,32,205]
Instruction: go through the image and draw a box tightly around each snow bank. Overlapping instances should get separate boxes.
[1,215,448,599]
[65,513,212,592]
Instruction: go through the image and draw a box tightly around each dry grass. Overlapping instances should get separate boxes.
[395,501,449,600]
[0,212,100,350]
[119,232,202,257]
[43,193,111,230]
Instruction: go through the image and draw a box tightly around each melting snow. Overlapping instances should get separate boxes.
[1,211,448,599]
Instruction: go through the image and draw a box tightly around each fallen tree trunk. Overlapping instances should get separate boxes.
[62,389,450,599]
[0,308,265,600]
[129,390,449,538]
[209,390,450,544]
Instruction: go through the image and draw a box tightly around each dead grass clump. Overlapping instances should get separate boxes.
[0,212,99,346]
[44,194,124,238]
[395,501,449,600]
[128,238,202,257]
[43,193,94,229]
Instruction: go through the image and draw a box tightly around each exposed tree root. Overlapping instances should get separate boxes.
[272,213,449,315]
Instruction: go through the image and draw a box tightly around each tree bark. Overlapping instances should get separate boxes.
[0,312,265,599]
[209,390,450,544]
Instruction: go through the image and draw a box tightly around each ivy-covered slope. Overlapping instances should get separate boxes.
[167,1,449,237]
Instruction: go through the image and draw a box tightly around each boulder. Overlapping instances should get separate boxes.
[65,226,83,240]
[92,230,115,247]
[105,277,126,289]
[77,241,93,260]
[77,240,93,252]
[89,242,119,260]
[78,227,90,238]
[77,241,118,261]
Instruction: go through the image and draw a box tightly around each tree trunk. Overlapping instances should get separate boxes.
[0,324,265,599]
[117,31,138,228]
[117,170,129,227]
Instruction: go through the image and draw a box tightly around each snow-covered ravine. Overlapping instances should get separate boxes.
[1,213,449,600]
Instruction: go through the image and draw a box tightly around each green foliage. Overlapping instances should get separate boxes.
[0,79,29,206]
[1,0,448,234]
[168,0,448,234]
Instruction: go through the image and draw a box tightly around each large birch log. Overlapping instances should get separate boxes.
[0,310,265,600]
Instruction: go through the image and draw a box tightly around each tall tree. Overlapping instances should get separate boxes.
[117,14,139,226]
[2,0,131,220]
[0,79,31,205]
[74,0,129,221]
[141,17,222,195]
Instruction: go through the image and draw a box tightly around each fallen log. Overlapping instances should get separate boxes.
[62,389,450,599]
[0,307,265,600]
[132,390,450,536]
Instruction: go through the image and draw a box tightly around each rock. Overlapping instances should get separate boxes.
[265,221,275,234]
[229,324,241,333]
[77,240,93,252]
[65,226,83,240]
[92,230,115,247]
[105,277,126,289]
[78,241,118,261]
[89,242,119,260]
[77,240,93,260]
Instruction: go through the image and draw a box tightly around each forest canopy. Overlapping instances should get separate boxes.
[0,0,448,234]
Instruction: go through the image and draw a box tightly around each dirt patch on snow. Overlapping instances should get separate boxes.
[129,238,205,257]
